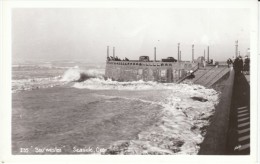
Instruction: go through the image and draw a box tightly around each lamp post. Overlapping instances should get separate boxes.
[192,44,194,62]
[178,43,180,61]
[154,47,156,62]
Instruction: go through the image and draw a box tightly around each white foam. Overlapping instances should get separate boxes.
[73,78,206,91]
[100,82,219,155]
[12,76,64,93]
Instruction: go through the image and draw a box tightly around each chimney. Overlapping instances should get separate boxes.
[192,44,194,61]
[207,46,210,63]
[154,47,156,61]
[113,47,115,58]
[107,46,109,58]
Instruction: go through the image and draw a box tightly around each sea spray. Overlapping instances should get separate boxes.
[60,67,104,82]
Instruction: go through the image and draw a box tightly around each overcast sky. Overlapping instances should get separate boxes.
[12,8,250,63]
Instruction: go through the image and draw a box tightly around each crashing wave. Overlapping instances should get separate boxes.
[60,67,104,82]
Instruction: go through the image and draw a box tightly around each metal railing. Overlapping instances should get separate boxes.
[106,60,196,67]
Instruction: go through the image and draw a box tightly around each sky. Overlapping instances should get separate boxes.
[12,8,250,63]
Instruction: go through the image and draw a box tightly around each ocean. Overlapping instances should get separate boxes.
[12,61,220,155]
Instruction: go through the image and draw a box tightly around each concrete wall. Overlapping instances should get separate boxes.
[198,68,235,155]
[105,61,198,82]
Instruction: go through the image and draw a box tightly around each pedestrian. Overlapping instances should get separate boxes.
[227,58,232,68]
[244,55,250,75]
[203,60,206,68]
[233,57,240,75]
[238,56,243,73]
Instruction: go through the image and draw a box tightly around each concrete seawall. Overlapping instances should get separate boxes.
[199,68,235,155]
[105,61,198,83]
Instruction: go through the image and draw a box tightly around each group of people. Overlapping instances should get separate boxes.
[107,56,129,61]
[227,56,250,75]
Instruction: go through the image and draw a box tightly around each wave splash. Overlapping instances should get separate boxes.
[60,67,104,82]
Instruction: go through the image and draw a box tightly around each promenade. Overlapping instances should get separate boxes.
[226,72,250,154]
[197,68,251,155]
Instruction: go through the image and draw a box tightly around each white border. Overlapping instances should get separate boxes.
[0,0,258,163]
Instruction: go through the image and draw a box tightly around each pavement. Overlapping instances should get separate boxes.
[189,66,230,88]
[226,72,250,154]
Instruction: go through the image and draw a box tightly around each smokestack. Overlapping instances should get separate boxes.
[207,46,209,63]
[180,51,181,61]
[192,44,194,61]
[113,47,115,58]
[154,47,156,61]
[178,43,180,61]
[107,46,109,58]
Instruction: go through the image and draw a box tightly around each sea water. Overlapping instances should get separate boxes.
[12,61,219,155]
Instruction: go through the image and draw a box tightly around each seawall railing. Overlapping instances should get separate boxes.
[106,60,195,67]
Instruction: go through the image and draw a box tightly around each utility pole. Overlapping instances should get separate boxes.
[113,47,115,58]
[192,44,194,62]
[154,47,157,61]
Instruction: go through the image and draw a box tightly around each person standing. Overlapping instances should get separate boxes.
[244,55,250,74]
[238,56,243,74]
[203,59,206,68]
[227,58,232,68]
[233,57,240,75]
